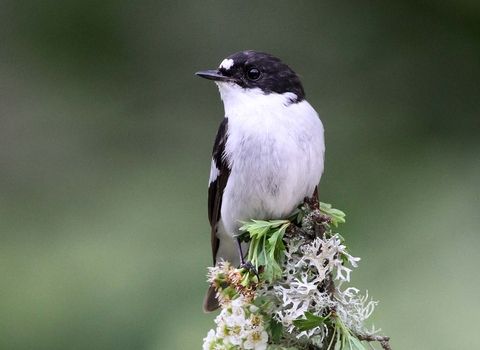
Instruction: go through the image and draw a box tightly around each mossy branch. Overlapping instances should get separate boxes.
[203,188,391,350]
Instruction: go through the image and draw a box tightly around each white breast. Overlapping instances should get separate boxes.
[217,83,325,236]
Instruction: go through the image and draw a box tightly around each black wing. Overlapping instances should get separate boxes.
[208,117,231,265]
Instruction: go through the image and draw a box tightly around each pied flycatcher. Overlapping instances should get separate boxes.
[196,50,325,312]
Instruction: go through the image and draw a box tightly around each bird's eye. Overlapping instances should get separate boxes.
[246,68,261,80]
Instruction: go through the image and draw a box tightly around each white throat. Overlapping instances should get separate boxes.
[215,82,299,118]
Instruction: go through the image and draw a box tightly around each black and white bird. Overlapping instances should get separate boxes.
[196,50,325,312]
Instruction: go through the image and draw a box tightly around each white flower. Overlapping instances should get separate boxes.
[248,304,259,313]
[226,323,245,346]
[224,313,246,345]
[229,298,247,324]
[214,302,248,346]
[243,328,268,350]
[202,329,216,350]
[215,313,230,341]
[212,343,230,350]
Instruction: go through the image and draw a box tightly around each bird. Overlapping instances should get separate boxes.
[196,50,325,312]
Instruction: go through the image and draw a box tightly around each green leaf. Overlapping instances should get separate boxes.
[239,220,270,238]
[239,220,289,238]
[344,335,367,350]
[267,223,288,254]
[288,208,304,225]
[267,318,283,343]
[320,202,346,227]
[241,219,290,282]
[292,312,331,331]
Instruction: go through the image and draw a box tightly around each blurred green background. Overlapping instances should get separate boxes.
[1,1,479,349]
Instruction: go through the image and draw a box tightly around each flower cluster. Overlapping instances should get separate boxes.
[207,260,259,307]
[203,293,268,350]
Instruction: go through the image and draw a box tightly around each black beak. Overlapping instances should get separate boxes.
[196,70,232,82]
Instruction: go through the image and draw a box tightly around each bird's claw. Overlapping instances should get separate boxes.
[240,260,260,281]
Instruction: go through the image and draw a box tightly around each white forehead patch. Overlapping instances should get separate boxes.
[219,58,234,70]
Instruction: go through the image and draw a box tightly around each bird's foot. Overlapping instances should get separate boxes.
[240,260,260,281]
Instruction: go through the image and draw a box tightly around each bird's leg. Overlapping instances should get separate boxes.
[304,186,331,237]
[236,237,259,280]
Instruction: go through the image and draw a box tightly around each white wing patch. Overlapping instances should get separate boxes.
[219,58,234,70]
[209,158,220,184]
